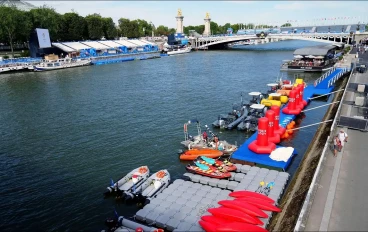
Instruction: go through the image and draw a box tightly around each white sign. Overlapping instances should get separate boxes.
[36,28,51,48]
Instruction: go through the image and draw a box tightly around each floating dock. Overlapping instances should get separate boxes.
[231,67,349,170]
[134,164,289,231]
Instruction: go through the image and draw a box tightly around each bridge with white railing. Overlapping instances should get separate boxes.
[190,32,368,50]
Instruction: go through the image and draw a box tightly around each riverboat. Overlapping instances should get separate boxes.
[33,58,91,71]
[280,44,341,72]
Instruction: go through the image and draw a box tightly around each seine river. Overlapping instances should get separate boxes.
[0,40,333,231]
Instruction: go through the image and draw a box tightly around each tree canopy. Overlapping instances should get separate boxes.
[281,23,292,27]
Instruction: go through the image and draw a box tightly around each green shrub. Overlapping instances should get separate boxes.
[3,55,9,59]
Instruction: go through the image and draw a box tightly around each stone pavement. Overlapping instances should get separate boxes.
[303,48,368,231]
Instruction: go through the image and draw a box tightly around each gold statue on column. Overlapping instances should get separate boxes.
[205,12,210,19]
[177,8,182,16]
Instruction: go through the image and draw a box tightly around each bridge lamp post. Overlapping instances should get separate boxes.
[150,22,155,37]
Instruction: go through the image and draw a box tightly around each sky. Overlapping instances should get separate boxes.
[30,1,368,28]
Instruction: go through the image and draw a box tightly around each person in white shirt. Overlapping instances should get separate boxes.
[338,129,348,148]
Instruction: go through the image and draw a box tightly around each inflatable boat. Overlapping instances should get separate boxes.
[104,166,150,197]
[196,156,237,172]
[186,161,231,179]
[237,104,266,131]
[180,148,223,161]
[124,170,170,202]
[104,215,159,232]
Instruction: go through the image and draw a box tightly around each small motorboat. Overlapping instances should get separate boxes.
[104,214,158,232]
[104,166,150,197]
[237,104,267,131]
[124,170,170,202]
[213,93,252,130]
[180,148,223,161]
[212,113,237,128]
[196,156,237,172]
[181,121,238,154]
[186,161,231,179]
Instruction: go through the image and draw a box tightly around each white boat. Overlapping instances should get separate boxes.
[166,46,192,56]
[104,166,150,197]
[0,63,35,74]
[33,58,91,71]
[104,216,158,232]
[124,169,170,201]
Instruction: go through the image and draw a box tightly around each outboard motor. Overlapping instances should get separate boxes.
[124,192,134,201]
[105,218,118,232]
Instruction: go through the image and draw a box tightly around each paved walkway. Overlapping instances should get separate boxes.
[304,49,368,231]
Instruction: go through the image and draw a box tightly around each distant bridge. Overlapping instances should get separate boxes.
[190,32,368,50]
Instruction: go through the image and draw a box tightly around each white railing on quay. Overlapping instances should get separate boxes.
[294,64,353,232]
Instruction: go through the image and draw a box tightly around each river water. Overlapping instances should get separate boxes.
[0,40,333,231]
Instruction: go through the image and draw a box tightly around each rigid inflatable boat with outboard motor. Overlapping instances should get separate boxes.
[237,104,267,131]
[104,166,150,198]
[124,170,170,202]
[181,121,237,154]
[103,213,160,232]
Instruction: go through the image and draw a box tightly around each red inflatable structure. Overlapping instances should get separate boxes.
[270,105,286,136]
[248,117,276,154]
[265,110,280,144]
[298,84,308,107]
[282,90,301,115]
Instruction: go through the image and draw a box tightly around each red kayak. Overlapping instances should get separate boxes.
[217,222,268,232]
[218,200,268,218]
[199,220,217,232]
[208,207,263,225]
[201,215,233,225]
[235,198,281,212]
[229,190,275,203]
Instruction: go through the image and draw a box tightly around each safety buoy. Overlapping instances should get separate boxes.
[156,171,165,178]
[139,167,147,174]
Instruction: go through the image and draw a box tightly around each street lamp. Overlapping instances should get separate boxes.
[150,22,155,38]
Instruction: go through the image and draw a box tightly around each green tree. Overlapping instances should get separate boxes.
[0,6,32,56]
[29,5,61,40]
[59,12,87,41]
[85,13,104,40]
[168,28,176,34]
[118,18,131,37]
[102,17,117,39]
[281,23,292,27]
[155,25,169,36]
[210,21,219,34]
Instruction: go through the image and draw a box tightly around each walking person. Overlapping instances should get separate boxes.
[333,135,341,157]
[338,129,348,150]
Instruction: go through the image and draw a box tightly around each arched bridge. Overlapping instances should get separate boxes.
[190,32,362,50]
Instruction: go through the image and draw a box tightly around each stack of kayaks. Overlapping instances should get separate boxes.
[199,190,281,232]
[195,156,237,172]
[179,148,223,161]
[185,161,231,179]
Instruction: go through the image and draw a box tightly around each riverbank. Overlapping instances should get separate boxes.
[268,54,354,231]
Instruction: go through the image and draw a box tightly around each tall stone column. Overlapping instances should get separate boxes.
[176,9,184,34]
[203,12,211,36]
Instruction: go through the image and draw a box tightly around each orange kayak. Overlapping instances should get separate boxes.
[180,149,223,161]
